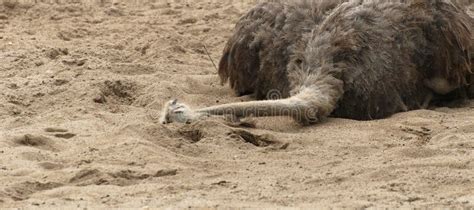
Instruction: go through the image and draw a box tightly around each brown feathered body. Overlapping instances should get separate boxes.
[218,0,473,120]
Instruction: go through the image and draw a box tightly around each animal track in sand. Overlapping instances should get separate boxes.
[44,127,68,133]
[12,134,59,152]
[53,133,76,139]
[399,126,433,145]
[44,127,77,139]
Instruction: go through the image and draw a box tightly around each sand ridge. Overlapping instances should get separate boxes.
[0,0,473,208]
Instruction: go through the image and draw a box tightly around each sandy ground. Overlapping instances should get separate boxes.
[0,0,473,208]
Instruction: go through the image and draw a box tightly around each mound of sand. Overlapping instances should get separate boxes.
[0,0,473,208]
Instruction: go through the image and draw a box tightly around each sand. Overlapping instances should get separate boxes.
[0,0,473,208]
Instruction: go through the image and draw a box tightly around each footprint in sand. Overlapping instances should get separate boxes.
[44,127,68,133]
[44,127,77,139]
[12,134,59,151]
[53,133,76,139]
[399,125,433,145]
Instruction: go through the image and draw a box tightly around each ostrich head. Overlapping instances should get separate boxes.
[160,99,202,124]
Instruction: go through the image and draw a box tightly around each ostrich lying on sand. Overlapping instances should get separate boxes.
[161,0,473,125]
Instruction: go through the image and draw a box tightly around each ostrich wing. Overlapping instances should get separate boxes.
[218,2,287,97]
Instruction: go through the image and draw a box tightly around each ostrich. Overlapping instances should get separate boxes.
[161,0,473,125]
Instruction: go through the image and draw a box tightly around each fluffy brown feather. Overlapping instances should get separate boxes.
[218,0,473,120]
[161,0,473,125]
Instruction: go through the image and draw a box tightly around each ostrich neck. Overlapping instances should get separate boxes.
[196,98,305,118]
